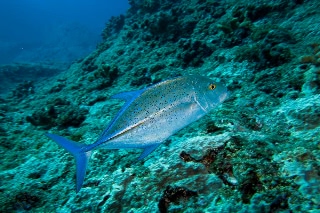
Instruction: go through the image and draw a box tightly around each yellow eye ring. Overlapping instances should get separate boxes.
[208,84,216,90]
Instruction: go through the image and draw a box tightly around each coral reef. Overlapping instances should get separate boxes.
[0,0,320,212]
[0,63,63,95]
[101,15,126,40]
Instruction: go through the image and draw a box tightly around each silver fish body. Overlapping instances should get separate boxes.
[91,75,228,150]
[46,75,228,192]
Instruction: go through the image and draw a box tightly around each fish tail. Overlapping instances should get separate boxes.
[45,133,92,193]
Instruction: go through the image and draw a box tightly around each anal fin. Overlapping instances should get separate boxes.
[138,144,160,160]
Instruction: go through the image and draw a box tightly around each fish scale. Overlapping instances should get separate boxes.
[45,75,228,192]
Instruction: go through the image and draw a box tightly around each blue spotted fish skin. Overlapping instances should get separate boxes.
[92,75,228,150]
[46,75,228,192]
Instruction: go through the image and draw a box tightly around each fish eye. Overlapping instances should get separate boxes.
[208,84,216,90]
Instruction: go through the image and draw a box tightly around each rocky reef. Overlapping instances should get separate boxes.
[0,0,319,212]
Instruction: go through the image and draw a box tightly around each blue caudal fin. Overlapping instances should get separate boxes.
[45,133,92,193]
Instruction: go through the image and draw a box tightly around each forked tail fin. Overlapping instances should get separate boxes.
[45,133,92,193]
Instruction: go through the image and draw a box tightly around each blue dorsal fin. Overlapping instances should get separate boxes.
[110,89,145,102]
[137,143,160,160]
[95,89,146,144]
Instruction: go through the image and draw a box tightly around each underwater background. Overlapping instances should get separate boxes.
[0,0,320,212]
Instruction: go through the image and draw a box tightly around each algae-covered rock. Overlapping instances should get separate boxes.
[158,185,198,213]
[26,99,88,129]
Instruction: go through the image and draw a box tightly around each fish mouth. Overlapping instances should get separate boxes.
[219,90,230,103]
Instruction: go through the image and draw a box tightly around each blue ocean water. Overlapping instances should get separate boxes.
[0,0,320,212]
[0,0,129,65]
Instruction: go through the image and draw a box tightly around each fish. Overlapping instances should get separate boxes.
[46,75,228,192]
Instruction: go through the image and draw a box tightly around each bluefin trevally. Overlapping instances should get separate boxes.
[46,75,228,192]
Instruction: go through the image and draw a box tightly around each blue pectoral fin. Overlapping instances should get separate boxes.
[45,133,92,193]
[138,144,160,161]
